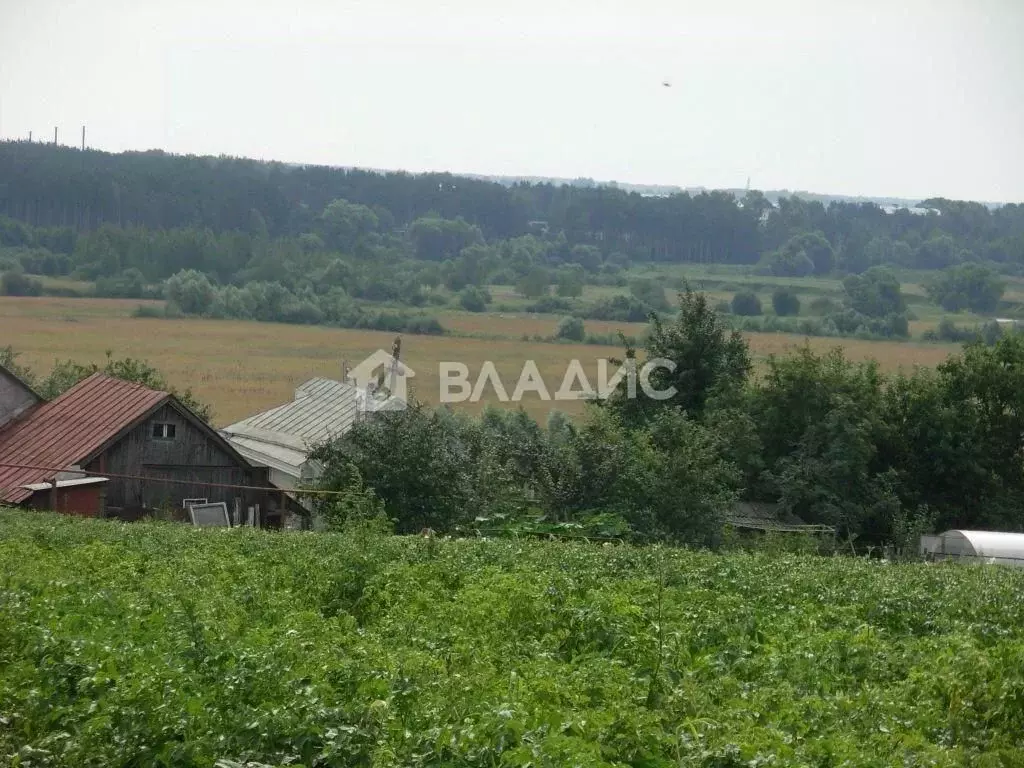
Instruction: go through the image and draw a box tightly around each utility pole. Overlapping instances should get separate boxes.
[28,130,32,143]
[54,126,58,145]
[81,125,86,151]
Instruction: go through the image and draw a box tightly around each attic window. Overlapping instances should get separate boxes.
[151,422,176,440]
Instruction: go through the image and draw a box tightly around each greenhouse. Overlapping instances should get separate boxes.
[920,530,1024,567]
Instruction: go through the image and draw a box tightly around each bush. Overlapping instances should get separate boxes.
[730,290,763,316]
[757,249,815,277]
[582,295,653,322]
[458,285,491,312]
[772,288,801,316]
[629,278,671,312]
[931,317,1006,345]
[165,269,216,315]
[1,269,43,296]
[402,316,446,335]
[808,296,839,316]
[843,268,905,318]
[132,304,165,319]
[516,267,550,298]
[524,296,574,314]
[95,268,148,299]
[555,315,585,341]
[927,263,1005,313]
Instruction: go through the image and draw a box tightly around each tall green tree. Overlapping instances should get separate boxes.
[926,264,1005,313]
[318,199,379,251]
[606,288,751,425]
[843,267,905,317]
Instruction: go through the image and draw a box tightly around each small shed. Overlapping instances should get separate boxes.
[920,530,1024,567]
[21,476,109,517]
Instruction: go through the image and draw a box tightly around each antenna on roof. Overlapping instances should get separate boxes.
[378,336,403,395]
[341,359,350,381]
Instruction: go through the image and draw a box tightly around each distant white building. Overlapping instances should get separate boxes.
[880,204,939,216]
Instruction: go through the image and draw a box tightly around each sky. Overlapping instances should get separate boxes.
[1,0,1022,202]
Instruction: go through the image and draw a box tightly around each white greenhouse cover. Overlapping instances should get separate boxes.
[936,530,1024,567]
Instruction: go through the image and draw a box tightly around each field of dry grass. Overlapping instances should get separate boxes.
[3,297,963,426]
[437,310,650,340]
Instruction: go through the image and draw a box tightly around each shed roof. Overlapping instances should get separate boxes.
[0,373,169,503]
[21,476,109,491]
[221,377,362,476]
[724,502,832,533]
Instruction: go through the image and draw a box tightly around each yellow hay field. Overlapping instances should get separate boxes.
[2,297,962,426]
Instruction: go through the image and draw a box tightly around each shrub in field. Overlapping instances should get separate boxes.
[927,262,1006,313]
[131,303,164,318]
[555,315,585,341]
[0,268,43,296]
[771,287,800,316]
[629,278,671,312]
[808,295,839,315]
[730,290,762,316]
[458,285,491,312]
[581,295,652,322]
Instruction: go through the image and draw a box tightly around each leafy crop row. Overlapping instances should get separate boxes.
[2,510,1024,766]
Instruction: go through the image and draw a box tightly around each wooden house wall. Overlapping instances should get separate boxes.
[84,403,274,519]
[0,369,39,429]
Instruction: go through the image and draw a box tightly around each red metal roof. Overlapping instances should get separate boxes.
[0,373,169,503]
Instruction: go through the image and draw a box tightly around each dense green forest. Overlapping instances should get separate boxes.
[1,141,1023,339]
[2,141,1023,269]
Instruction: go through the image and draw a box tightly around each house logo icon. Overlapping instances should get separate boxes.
[346,349,413,411]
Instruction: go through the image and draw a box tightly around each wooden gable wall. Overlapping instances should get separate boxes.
[0,367,40,430]
[84,403,273,519]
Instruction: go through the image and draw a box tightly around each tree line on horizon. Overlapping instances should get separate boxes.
[1,140,1023,270]
[0,141,1022,344]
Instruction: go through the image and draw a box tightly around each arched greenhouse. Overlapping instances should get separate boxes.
[920,530,1024,567]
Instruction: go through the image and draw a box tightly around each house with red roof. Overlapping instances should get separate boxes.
[0,367,285,525]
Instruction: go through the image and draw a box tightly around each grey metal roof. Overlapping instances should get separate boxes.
[725,517,835,534]
[221,378,363,476]
[725,502,834,534]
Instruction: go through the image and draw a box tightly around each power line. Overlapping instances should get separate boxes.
[0,462,347,496]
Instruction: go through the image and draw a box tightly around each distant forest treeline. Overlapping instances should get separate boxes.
[1,140,1023,271]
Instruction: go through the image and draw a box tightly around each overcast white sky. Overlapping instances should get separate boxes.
[2,0,1022,201]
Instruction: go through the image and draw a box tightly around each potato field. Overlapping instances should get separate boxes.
[2,511,1024,766]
